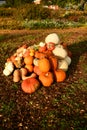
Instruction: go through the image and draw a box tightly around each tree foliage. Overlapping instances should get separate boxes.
[5,0,87,8]
[41,0,87,8]
[5,0,33,7]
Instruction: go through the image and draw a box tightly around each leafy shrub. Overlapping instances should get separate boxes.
[78,16,87,23]
[39,7,51,19]
[15,4,51,20]
[0,8,15,17]
[84,3,87,11]
[0,18,23,29]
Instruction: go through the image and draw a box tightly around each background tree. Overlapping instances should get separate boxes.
[5,0,33,7]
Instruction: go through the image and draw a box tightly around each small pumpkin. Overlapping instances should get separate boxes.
[39,72,53,87]
[46,42,55,51]
[23,49,30,57]
[29,48,35,56]
[35,51,46,59]
[13,69,21,82]
[33,58,39,66]
[16,44,27,54]
[39,45,47,52]
[44,50,53,57]
[58,60,68,71]
[21,77,40,94]
[25,64,33,73]
[10,55,16,63]
[20,68,28,79]
[54,69,66,82]
[24,55,34,65]
[34,66,42,75]
[3,61,14,76]
[38,58,51,72]
[35,51,40,59]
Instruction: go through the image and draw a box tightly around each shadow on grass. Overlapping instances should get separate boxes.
[67,40,87,77]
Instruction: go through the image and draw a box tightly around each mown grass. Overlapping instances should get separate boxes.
[0,30,87,129]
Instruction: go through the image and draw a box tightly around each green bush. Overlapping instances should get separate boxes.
[0,8,15,17]
[84,2,87,11]
[14,4,51,20]
[78,16,87,23]
[39,7,51,19]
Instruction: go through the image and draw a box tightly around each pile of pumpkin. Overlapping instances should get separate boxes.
[3,33,72,94]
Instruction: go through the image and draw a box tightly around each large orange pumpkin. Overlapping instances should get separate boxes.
[38,58,51,72]
[24,55,34,65]
[21,77,40,94]
[39,72,53,87]
[54,69,66,82]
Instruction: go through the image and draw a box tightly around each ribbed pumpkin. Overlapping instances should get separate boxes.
[39,72,53,87]
[49,56,58,70]
[54,69,66,82]
[21,77,40,94]
[38,58,51,72]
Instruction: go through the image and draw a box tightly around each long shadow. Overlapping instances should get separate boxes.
[67,40,87,77]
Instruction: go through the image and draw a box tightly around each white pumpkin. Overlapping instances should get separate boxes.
[39,42,46,47]
[45,33,60,45]
[5,61,14,72]
[58,59,68,71]
[33,58,39,66]
[52,45,67,59]
[65,56,71,65]
[3,69,12,76]
[3,61,14,76]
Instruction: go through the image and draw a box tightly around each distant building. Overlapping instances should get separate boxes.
[0,0,6,5]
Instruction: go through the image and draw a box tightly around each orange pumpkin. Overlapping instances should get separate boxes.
[21,77,40,94]
[7,58,11,62]
[38,58,51,72]
[10,55,16,63]
[10,55,20,68]
[39,53,46,59]
[49,56,58,70]
[35,51,46,59]
[44,50,53,57]
[24,55,34,65]
[23,49,30,57]
[39,72,53,87]
[54,69,66,82]
[35,51,40,59]
[25,64,33,73]
[34,66,42,75]
[39,45,47,52]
